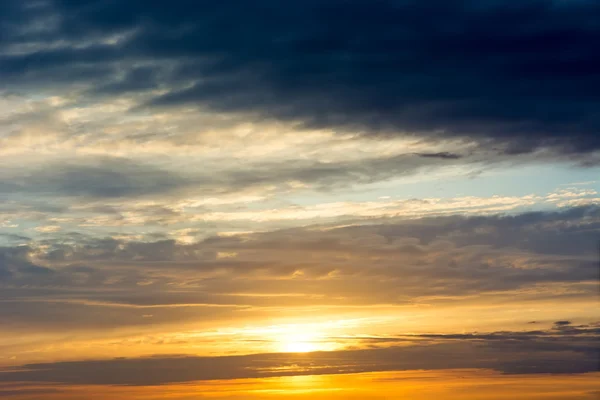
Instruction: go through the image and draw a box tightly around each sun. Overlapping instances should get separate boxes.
[243,322,344,354]
[279,332,319,353]
[282,339,317,353]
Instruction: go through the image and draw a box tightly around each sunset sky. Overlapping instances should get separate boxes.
[1,0,599,399]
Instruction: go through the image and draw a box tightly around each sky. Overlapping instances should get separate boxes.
[0,0,599,399]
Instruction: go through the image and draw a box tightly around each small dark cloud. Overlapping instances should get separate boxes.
[415,152,463,160]
[554,320,572,326]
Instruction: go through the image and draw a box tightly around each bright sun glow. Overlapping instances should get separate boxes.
[236,320,363,353]
[277,329,322,353]
[282,336,318,353]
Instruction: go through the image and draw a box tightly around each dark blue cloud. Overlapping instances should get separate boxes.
[1,1,599,153]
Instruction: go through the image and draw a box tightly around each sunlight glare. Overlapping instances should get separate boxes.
[282,337,317,353]
[278,329,321,353]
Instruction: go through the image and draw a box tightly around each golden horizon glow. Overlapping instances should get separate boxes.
[4,371,599,399]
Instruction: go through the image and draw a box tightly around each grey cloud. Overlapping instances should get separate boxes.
[0,245,53,281]
[0,206,597,331]
[0,152,465,200]
[28,158,186,198]
[226,152,467,191]
[0,159,182,200]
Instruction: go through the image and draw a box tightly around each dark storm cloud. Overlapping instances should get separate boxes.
[1,0,599,155]
[0,323,598,385]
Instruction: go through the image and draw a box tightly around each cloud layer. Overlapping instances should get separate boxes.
[1,206,598,334]
[2,321,598,385]
[1,0,599,155]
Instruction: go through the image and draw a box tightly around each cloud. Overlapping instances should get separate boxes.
[554,320,572,327]
[0,152,466,201]
[0,388,62,397]
[0,206,598,333]
[9,157,186,198]
[0,323,597,385]
[415,152,464,160]
[1,0,598,156]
